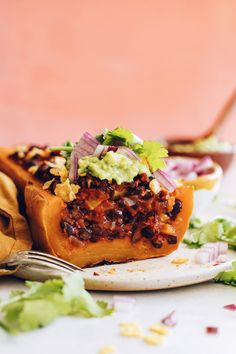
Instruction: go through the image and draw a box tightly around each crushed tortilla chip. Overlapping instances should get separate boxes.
[143,333,164,345]
[98,345,116,354]
[54,179,80,202]
[26,147,46,160]
[149,323,168,335]
[171,258,189,265]
[120,322,142,337]
[50,165,68,183]
[28,165,39,175]
[42,179,55,190]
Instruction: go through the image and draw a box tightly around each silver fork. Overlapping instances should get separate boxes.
[0,250,83,274]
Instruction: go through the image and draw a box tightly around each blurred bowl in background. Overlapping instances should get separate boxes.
[166,138,235,173]
[165,156,223,214]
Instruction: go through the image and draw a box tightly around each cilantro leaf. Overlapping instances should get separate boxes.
[137,141,168,172]
[215,261,236,286]
[103,127,135,146]
[0,273,113,334]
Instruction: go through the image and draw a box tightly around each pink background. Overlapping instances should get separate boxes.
[1,0,236,145]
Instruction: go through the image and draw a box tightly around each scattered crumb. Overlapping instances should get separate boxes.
[143,333,164,345]
[171,258,189,265]
[93,272,100,276]
[99,345,116,354]
[120,322,142,338]
[149,323,168,335]
[127,268,146,273]
[107,268,117,275]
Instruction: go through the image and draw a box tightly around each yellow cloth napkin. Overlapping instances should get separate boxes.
[0,172,32,275]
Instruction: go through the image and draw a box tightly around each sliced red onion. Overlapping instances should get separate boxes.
[161,310,177,327]
[69,132,99,182]
[154,169,177,193]
[116,146,140,160]
[113,296,136,312]
[194,156,213,174]
[94,145,118,158]
[164,156,214,180]
[223,304,236,311]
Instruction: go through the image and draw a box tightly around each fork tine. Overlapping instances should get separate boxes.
[19,257,73,273]
[26,251,83,272]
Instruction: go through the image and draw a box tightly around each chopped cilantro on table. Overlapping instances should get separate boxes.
[214,261,236,286]
[0,273,113,334]
[184,217,236,250]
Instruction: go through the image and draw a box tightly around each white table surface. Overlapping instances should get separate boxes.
[1,164,236,354]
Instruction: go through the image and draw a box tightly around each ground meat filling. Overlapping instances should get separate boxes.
[10,146,183,249]
[61,174,182,248]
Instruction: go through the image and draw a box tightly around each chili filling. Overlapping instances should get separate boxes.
[10,146,182,248]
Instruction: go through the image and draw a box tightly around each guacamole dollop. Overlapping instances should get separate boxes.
[78,151,151,184]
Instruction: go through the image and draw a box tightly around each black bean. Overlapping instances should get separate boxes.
[166,235,177,244]
[152,238,163,248]
[123,210,133,224]
[167,199,182,220]
[141,226,154,238]
[141,192,152,200]
[61,222,75,235]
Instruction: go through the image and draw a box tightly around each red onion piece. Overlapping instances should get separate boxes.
[206,327,218,334]
[94,145,118,158]
[195,250,211,264]
[123,197,136,207]
[116,146,140,160]
[154,169,177,193]
[161,310,177,327]
[194,156,213,174]
[69,132,99,182]
[113,296,136,312]
[223,304,236,311]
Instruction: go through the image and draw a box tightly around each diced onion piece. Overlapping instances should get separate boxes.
[116,146,140,160]
[69,132,99,182]
[216,242,228,255]
[206,326,218,334]
[113,296,136,312]
[195,250,211,264]
[154,169,177,193]
[123,197,136,207]
[202,243,219,260]
[94,145,118,158]
[223,304,236,311]
[161,310,177,327]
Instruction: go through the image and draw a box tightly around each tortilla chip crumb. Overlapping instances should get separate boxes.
[120,322,142,337]
[99,345,115,354]
[107,268,117,275]
[143,333,164,345]
[149,323,168,335]
[171,258,189,265]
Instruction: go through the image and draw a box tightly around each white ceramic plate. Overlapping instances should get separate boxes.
[82,244,235,291]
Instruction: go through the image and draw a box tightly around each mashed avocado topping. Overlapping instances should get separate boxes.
[78,151,151,184]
